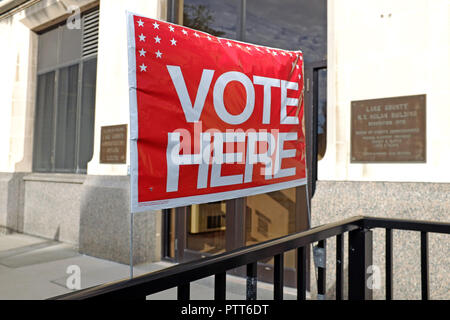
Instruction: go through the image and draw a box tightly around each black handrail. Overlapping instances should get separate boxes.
[51,216,450,300]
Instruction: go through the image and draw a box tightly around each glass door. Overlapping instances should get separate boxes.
[245,187,309,287]
[164,201,231,263]
[164,186,309,287]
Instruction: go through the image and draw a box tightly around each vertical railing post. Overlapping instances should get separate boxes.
[348,228,373,300]
[177,283,190,300]
[316,240,327,299]
[336,234,344,300]
[274,254,284,300]
[215,272,226,300]
[246,262,257,300]
[297,246,307,300]
[385,228,393,300]
[421,232,429,300]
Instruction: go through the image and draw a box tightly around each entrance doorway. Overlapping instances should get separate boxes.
[163,0,327,288]
[162,59,327,287]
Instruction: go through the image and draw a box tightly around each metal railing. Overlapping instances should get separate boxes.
[52,216,450,300]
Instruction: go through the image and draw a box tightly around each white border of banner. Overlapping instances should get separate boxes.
[127,11,140,214]
[134,178,306,211]
[126,12,306,213]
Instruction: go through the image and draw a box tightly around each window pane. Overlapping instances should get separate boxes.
[60,24,82,65]
[246,0,327,63]
[77,58,97,171]
[33,72,55,172]
[183,0,239,39]
[37,27,59,72]
[55,64,79,172]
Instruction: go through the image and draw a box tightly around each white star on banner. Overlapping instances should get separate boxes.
[170,38,177,46]
[139,48,146,56]
[154,36,161,43]
[169,25,174,32]
[137,19,144,27]
[182,29,188,35]
[207,36,212,41]
[194,32,200,38]
[246,46,251,51]
[138,33,146,42]
[155,50,162,58]
[272,51,277,56]
[226,42,232,47]
[281,52,286,56]
[296,65,299,69]
[153,22,159,29]
[139,63,147,72]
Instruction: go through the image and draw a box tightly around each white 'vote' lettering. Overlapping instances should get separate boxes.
[167,65,299,125]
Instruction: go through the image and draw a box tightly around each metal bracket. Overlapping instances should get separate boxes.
[313,245,326,269]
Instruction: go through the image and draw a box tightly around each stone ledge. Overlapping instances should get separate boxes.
[19,0,98,31]
[23,173,86,184]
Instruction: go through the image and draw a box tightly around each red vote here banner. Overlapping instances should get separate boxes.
[127,12,306,212]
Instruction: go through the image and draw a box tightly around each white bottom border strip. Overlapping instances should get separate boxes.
[131,178,307,212]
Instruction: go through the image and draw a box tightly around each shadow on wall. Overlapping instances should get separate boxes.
[2,173,26,234]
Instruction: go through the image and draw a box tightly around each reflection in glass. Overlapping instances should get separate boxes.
[317,69,327,159]
[246,188,299,269]
[183,0,239,39]
[246,0,326,63]
[186,201,226,255]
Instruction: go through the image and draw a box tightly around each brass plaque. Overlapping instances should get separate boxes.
[100,124,127,164]
[351,95,426,163]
